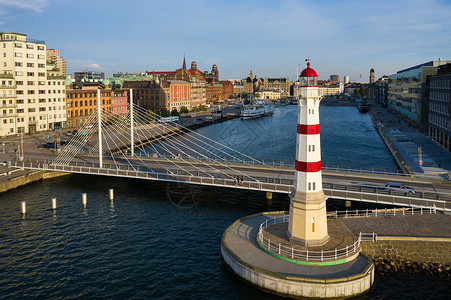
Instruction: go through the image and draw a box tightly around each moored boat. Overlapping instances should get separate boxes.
[358,102,369,113]
[241,100,275,119]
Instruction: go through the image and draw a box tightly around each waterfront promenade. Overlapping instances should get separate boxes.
[369,100,451,178]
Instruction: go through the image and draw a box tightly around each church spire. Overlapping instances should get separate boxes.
[183,55,187,70]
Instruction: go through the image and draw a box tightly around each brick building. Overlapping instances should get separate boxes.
[66,82,111,128]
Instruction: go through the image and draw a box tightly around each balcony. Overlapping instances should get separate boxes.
[0,85,16,89]
[0,113,18,118]
[0,103,17,108]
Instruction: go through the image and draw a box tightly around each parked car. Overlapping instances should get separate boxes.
[385,182,415,193]
[38,142,56,150]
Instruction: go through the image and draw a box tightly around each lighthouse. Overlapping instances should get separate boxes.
[287,61,329,247]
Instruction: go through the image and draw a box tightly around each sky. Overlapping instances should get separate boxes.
[1,0,450,82]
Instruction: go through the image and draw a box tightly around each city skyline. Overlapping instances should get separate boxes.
[1,0,450,81]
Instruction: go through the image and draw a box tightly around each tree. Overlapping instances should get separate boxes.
[199,105,207,111]
[255,92,261,99]
[144,109,156,122]
[171,108,179,116]
[159,108,170,117]
[180,106,189,114]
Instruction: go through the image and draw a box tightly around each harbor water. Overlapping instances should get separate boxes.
[0,106,448,299]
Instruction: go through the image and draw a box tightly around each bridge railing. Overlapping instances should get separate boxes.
[258,214,361,262]
[10,158,451,211]
[71,150,447,180]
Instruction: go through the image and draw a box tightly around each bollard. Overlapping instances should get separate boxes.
[82,193,87,207]
[109,188,114,200]
[21,201,26,215]
[51,198,57,210]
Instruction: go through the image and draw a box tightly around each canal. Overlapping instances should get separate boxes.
[0,106,448,299]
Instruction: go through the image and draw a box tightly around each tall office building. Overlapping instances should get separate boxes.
[388,60,450,130]
[46,49,67,76]
[344,75,350,84]
[428,63,451,151]
[0,32,66,134]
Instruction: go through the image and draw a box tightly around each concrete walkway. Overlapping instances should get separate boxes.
[369,101,451,177]
[224,213,371,279]
[341,214,451,238]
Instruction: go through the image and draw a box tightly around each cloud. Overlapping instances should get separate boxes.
[69,59,106,72]
[83,63,102,70]
[0,0,48,15]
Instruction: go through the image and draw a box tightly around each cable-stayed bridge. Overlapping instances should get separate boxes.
[8,99,451,212]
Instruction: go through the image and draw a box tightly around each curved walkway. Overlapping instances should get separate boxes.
[223,212,371,279]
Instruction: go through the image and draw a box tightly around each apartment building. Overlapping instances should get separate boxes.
[429,63,451,151]
[0,32,67,134]
[0,72,17,136]
[46,49,66,76]
[65,82,112,128]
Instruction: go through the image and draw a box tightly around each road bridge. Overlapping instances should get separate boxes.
[5,100,451,211]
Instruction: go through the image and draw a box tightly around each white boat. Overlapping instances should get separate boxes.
[241,100,275,120]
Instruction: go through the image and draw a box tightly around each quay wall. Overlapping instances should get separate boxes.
[221,240,374,299]
[0,170,69,194]
[368,110,411,174]
[361,237,451,276]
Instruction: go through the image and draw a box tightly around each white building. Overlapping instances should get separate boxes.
[259,88,289,100]
[0,32,66,135]
[0,72,17,136]
[344,75,350,84]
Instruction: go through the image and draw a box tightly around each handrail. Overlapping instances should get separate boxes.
[9,158,451,211]
[257,214,361,262]
[328,207,438,219]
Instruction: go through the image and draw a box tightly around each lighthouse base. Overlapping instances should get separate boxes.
[287,190,329,247]
[286,230,330,247]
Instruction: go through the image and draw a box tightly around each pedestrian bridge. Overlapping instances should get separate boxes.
[10,102,451,212]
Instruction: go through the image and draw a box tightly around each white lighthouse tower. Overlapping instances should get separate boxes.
[287,61,329,247]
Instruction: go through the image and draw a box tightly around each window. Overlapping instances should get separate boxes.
[39,99,46,103]
[26,44,34,49]
[16,81,23,85]
[27,63,34,67]
[28,90,35,94]
[17,90,24,95]
[26,54,34,59]
[28,108,35,112]
[39,107,46,112]
[17,99,24,104]
[37,46,44,50]
[15,62,23,67]
[14,43,22,48]
[38,54,45,59]
[38,72,45,77]
[28,99,35,103]
[17,109,24,113]
[16,71,23,76]
[27,81,34,85]
[27,72,34,76]
[38,63,45,68]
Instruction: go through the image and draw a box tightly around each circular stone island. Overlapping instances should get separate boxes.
[221,212,374,299]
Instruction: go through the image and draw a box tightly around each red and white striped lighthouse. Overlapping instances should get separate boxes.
[287,61,329,246]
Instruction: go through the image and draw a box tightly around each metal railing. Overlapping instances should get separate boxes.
[328,207,438,219]
[257,214,361,262]
[9,158,451,211]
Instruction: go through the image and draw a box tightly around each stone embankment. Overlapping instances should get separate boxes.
[373,259,450,277]
[0,169,69,194]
